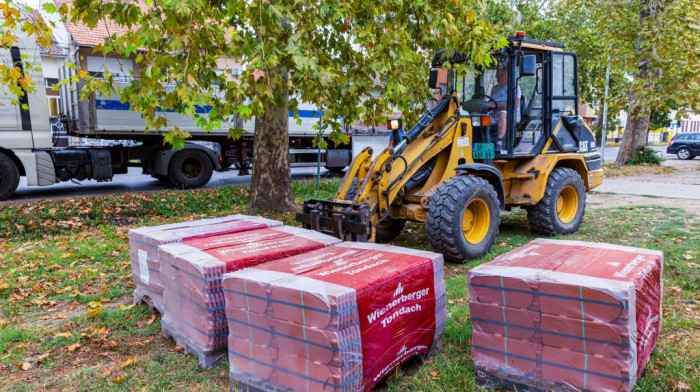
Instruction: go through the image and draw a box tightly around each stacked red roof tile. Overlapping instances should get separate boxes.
[128,215,281,313]
[157,226,341,368]
[468,239,663,392]
[223,242,446,391]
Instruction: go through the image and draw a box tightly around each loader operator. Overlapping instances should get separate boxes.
[489,66,520,146]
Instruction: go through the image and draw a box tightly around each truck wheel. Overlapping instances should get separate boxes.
[0,153,20,201]
[527,167,586,235]
[677,148,693,160]
[168,150,214,189]
[427,176,500,262]
[326,166,346,174]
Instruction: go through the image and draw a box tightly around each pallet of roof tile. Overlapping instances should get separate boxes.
[468,239,663,392]
[158,226,340,369]
[128,215,281,313]
[223,242,446,391]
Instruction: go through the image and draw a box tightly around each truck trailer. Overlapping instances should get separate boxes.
[0,32,351,201]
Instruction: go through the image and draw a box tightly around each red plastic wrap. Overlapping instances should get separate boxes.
[468,239,663,392]
[158,226,340,369]
[223,242,446,391]
[128,215,281,312]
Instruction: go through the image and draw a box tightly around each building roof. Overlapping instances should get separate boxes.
[54,0,139,47]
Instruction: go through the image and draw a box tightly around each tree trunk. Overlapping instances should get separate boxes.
[613,0,663,165]
[614,111,650,165]
[249,66,297,212]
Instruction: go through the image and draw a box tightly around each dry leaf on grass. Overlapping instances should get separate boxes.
[67,343,81,352]
[53,332,72,339]
[119,303,136,311]
[21,362,32,371]
[120,357,136,368]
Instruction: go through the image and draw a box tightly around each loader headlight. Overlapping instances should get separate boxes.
[387,118,403,130]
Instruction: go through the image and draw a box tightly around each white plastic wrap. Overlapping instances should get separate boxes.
[128,215,281,313]
[468,239,663,392]
[157,226,341,369]
[223,242,446,391]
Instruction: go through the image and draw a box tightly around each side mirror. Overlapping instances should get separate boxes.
[520,55,536,77]
[429,69,438,89]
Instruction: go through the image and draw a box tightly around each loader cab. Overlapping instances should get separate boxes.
[431,35,594,160]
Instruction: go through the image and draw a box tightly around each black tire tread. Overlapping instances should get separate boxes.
[527,167,586,235]
[0,153,20,201]
[426,176,500,262]
[168,150,214,189]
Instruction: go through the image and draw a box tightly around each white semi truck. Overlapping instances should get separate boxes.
[0,33,351,201]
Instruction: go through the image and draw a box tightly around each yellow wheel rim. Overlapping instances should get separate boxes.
[462,198,490,245]
[557,186,579,224]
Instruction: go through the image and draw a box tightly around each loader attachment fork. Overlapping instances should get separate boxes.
[296,199,373,242]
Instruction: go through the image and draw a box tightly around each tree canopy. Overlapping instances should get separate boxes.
[52,0,499,148]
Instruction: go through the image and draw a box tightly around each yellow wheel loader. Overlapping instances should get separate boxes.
[296,34,604,262]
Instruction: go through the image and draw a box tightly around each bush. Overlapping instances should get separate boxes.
[625,145,665,165]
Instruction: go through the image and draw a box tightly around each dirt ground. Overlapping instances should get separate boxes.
[588,193,700,217]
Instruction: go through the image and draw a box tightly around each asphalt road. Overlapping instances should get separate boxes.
[3,145,676,204]
[5,166,342,204]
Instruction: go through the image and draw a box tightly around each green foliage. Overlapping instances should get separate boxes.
[0,1,55,102]
[649,108,673,131]
[54,0,501,148]
[626,145,665,165]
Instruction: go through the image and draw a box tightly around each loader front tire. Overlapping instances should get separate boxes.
[344,179,405,242]
[374,219,406,243]
[527,167,586,235]
[427,176,500,262]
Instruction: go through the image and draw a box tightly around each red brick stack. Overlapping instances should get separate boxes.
[128,215,281,313]
[157,226,341,368]
[468,239,663,392]
[222,242,446,391]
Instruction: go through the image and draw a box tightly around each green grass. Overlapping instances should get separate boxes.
[1,181,699,391]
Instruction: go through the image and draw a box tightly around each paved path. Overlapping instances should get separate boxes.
[593,150,700,199]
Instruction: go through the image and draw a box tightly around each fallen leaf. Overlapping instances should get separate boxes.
[21,362,32,371]
[67,343,81,352]
[146,316,156,325]
[86,307,104,318]
[88,301,102,309]
[13,343,26,351]
[675,381,690,390]
[100,298,110,303]
[686,262,699,268]
[119,303,136,311]
[53,332,72,339]
[52,314,67,320]
[112,376,124,384]
[121,357,136,368]
[102,368,113,377]
[36,351,51,362]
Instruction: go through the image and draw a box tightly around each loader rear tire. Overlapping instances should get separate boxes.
[427,176,500,262]
[527,167,586,235]
[0,153,20,201]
